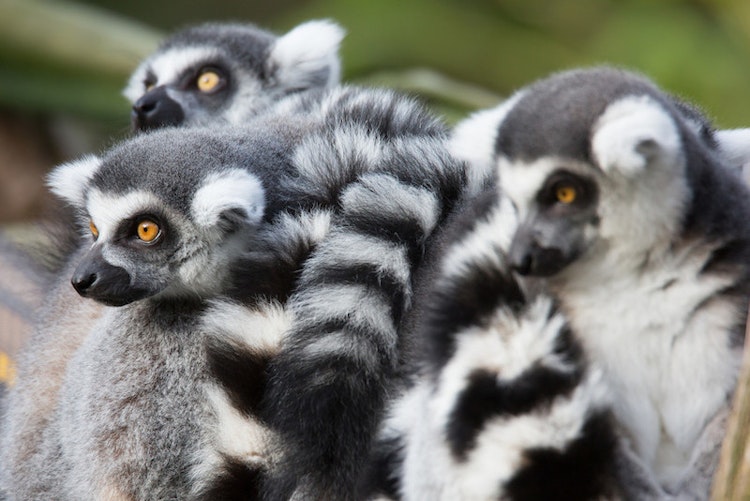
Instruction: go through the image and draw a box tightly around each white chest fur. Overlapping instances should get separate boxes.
[554,243,742,486]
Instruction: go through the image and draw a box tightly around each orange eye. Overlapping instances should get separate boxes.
[196,70,221,93]
[136,220,160,242]
[89,220,99,239]
[556,185,577,204]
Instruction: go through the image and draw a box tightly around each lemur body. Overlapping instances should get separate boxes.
[0,123,322,499]
[438,67,750,498]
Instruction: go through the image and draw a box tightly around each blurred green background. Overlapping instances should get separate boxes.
[1,0,750,222]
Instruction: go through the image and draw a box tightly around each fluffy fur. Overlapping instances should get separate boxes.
[370,189,624,501]
[124,19,344,131]
[0,121,330,499]
[257,86,467,500]
[443,66,750,498]
[0,86,467,500]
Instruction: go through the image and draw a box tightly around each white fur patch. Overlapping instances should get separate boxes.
[432,296,576,424]
[123,46,220,102]
[449,91,525,195]
[47,155,101,208]
[714,128,750,183]
[205,385,272,460]
[393,296,611,501]
[556,237,740,481]
[191,169,265,229]
[274,210,332,248]
[591,95,682,176]
[86,189,162,242]
[294,282,397,343]
[191,383,273,495]
[202,299,290,353]
[450,370,609,498]
[269,19,344,89]
[441,194,517,281]
[305,230,411,291]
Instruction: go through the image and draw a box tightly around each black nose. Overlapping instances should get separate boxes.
[510,243,567,277]
[71,271,97,296]
[131,87,185,131]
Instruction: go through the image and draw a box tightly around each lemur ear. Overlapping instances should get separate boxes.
[267,19,345,91]
[46,155,101,208]
[449,92,524,194]
[191,169,265,233]
[591,95,681,177]
[714,128,750,173]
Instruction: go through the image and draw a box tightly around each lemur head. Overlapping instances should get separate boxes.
[123,19,345,131]
[453,67,750,278]
[47,129,270,306]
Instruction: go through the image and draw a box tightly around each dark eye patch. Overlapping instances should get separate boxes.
[537,170,597,210]
[115,212,169,248]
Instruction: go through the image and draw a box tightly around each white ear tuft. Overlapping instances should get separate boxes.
[449,91,524,196]
[591,95,681,176]
[268,19,345,91]
[714,128,750,176]
[46,155,101,208]
[192,169,265,230]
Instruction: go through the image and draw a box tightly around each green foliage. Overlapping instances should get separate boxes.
[0,0,160,119]
[2,0,750,126]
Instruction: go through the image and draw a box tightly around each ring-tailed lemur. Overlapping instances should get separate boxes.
[435,66,750,499]
[0,121,339,499]
[123,19,344,131]
[0,86,467,500]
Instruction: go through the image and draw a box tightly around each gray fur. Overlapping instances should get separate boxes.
[0,121,295,498]
[0,85,466,499]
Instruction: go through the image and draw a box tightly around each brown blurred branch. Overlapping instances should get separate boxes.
[712,311,750,500]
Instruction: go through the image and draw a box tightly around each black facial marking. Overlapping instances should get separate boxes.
[132,86,185,131]
[71,246,151,306]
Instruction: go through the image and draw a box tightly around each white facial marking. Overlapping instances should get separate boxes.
[86,189,162,242]
[123,46,221,102]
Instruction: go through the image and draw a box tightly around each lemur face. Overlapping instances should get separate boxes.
[464,68,703,281]
[499,159,600,277]
[125,45,245,131]
[47,131,268,306]
[123,20,344,131]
